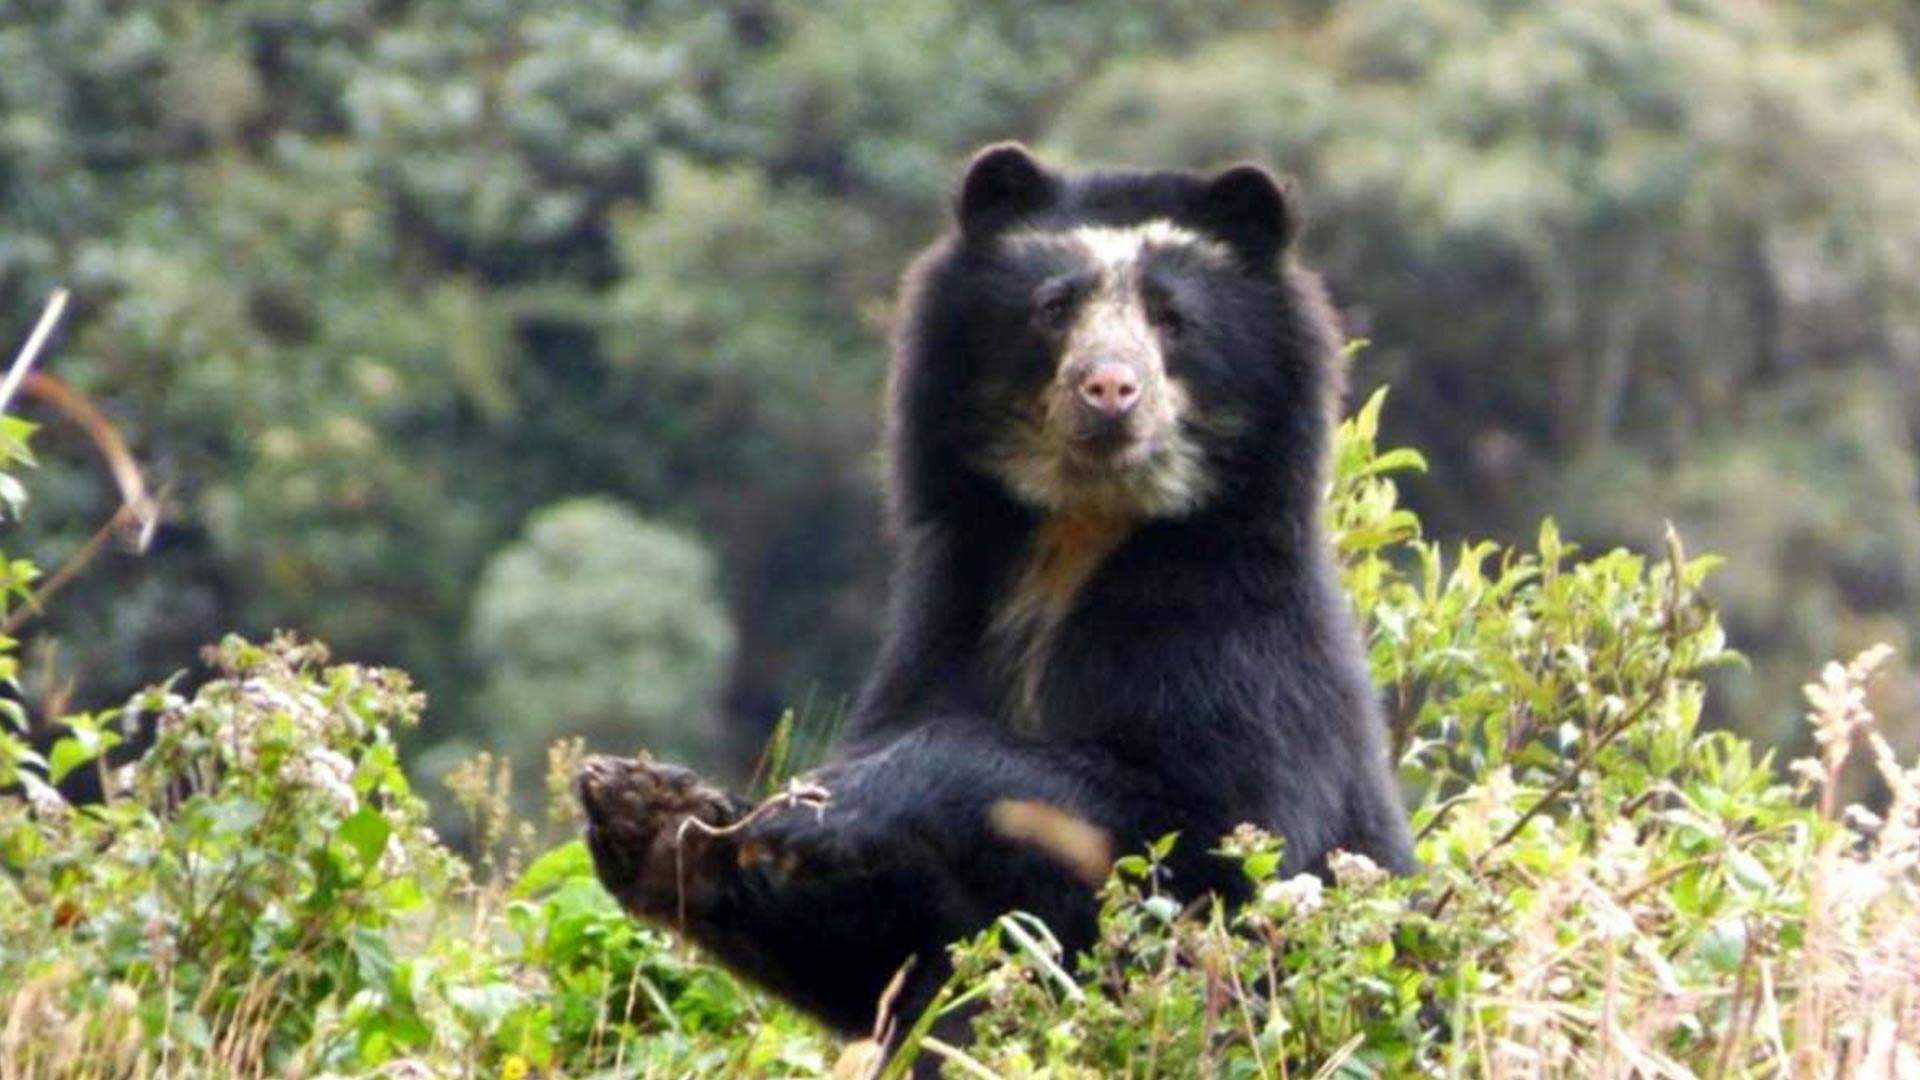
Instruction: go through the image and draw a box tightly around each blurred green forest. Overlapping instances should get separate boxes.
[4,0,1919,791]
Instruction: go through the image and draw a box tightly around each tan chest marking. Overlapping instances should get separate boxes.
[989,511,1134,726]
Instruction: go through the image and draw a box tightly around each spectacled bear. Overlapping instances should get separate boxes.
[577,143,1415,1053]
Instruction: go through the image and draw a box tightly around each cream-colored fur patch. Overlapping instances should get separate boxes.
[974,375,1213,519]
[989,510,1134,726]
[1003,219,1231,269]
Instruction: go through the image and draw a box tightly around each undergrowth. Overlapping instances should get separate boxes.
[1,389,1916,1077]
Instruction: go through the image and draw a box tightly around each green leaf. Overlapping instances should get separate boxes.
[1695,919,1747,974]
[338,806,393,870]
[46,722,120,784]
[47,738,92,785]
[381,875,426,912]
[1240,850,1281,882]
[511,839,593,898]
[1365,446,1428,477]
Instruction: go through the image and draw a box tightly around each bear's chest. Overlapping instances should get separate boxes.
[987,511,1135,726]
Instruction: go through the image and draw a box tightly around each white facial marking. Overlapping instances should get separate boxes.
[1072,221,1220,269]
[1004,219,1230,270]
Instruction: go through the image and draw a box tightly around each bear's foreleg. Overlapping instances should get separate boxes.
[576,732,1140,1037]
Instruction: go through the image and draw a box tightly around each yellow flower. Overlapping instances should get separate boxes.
[500,1054,530,1080]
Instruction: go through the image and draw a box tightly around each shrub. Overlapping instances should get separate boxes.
[0,634,833,1078]
[1,634,454,1074]
[2,390,1916,1077]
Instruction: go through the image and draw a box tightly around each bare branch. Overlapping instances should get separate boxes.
[0,290,71,416]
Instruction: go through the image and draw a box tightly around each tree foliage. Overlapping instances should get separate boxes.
[468,497,734,768]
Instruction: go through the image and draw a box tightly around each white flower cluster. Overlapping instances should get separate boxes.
[163,674,368,815]
[1258,872,1325,915]
[1325,849,1387,889]
[282,746,359,815]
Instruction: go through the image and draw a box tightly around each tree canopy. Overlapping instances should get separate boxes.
[3,0,1918,776]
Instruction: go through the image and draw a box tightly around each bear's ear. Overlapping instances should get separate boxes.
[1196,164,1297,267]
[957,142,1058,240]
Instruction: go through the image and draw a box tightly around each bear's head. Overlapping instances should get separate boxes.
[895,143,1340,525]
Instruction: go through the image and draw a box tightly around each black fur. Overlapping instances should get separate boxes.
[579,144,1414,1053]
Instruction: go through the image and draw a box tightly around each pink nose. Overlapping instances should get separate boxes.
[1077,361,1141,417]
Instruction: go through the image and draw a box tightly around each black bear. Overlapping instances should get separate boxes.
[577,143,1414,1050]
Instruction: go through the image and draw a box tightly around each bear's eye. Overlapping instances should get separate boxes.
[1149,302,1186,337]
[1033,289,1076,329]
